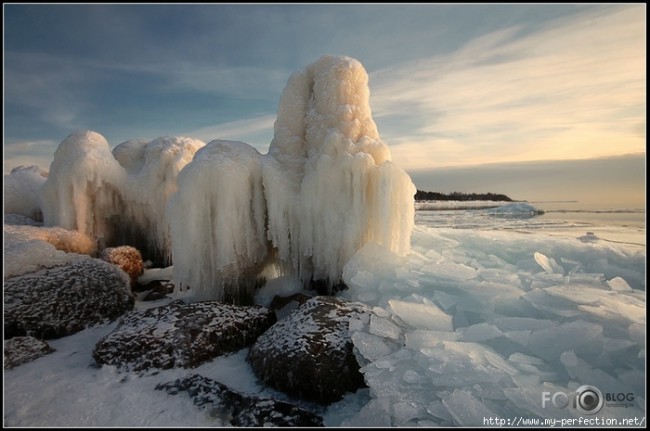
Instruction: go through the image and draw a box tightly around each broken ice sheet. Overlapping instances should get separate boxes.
[352,331,393,362]
[405,329,460,350]
[442,389,498,426]
[534,252,564,274]
[460,323,503,342]
[528,320,603,361]
[388,299,452,332]
[607,276,633,291]
[369,314,402,340]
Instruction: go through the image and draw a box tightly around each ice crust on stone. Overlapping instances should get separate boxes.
[166,56,416,301]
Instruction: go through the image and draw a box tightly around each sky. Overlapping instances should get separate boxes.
[2,3,646,206]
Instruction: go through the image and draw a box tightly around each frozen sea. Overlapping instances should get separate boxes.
[3,201,646,427]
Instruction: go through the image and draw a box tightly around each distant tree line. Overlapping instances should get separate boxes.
[415,190,512,202]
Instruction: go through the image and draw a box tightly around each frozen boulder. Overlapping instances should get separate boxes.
[168,140,268,303]
[248,296,371,404]
[4,336,54,369]
[4,258,135,339]
[3,165,48,222]
[156,374,323,427]
[93,300,275,371]
[99,245,144,288]
[3,223,96,280]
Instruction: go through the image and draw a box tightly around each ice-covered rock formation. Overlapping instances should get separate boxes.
[263,55,416,287]
[168,140,269,302]
[41,131,204,261]
[113,136,205,262]
[167,55,415,302]
[40,55,415,303]
[41,131,125,247]
[4,165,48,221]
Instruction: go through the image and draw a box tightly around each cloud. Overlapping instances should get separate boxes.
[4,52,94,131]
[3,139,58,174]
[369,5,646,170]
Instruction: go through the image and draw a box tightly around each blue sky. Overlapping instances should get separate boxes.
[2,4,646,204]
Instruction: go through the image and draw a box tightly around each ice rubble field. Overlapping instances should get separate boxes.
[3,221,646,427]
[339,225,645,426]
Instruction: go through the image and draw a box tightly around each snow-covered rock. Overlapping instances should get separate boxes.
[156,374,323,427]
[3,223,97,280]
[4,214,43,226]
[4,336,54,369]
[93,300,275,371]
[4,258,134,339]
[248,296,371,404]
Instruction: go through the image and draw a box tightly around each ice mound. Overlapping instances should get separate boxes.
[485,202,544,218]
[166,55,416,301]
[168,140,268,302]
[40,56,415,302]
[262,55,416,289]
[4,165,48,221]
[41,131,205,261]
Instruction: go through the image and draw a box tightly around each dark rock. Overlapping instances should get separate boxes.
[139,280,175,301]
[156,374,323,427]
[4,336,54,369]
[93,300,275,371]
[248,296,371,404]
[269,292,313,320]
[4,258,135,340]
[99,246,144,288]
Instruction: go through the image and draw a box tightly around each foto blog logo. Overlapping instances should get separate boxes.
[542,385,604,415]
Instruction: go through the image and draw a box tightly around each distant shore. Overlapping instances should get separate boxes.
[415,190,512,202]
